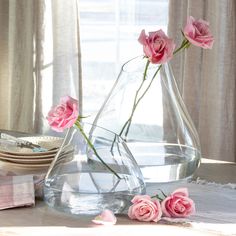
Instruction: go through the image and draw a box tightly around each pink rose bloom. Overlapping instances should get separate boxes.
[138,29,175,64]
[92,209,117,225]
[128,195,162,222]
[161,188,195,218]
[47,95,79,132]
[184,16,214,49]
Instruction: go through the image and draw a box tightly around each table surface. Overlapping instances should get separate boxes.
[0,158,235,236]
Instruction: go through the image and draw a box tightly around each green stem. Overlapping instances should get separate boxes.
[124,64,162,138]
[110,118,129,154]
[156,188,167,198]
[151,194,164,201]
[143,59,151,81]
[151,189,167,201]
[110,59,150,152]
[119,59,150,138]
[173,39,190,55]
[75,121,121,179]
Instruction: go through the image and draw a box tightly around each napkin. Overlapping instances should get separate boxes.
[0,175,35,210]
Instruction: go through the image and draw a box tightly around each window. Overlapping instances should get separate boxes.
[79,0,169,117]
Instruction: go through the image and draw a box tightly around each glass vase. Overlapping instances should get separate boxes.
[92,56,201,183]
[44,123,145,215]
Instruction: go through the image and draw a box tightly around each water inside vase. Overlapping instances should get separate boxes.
[127,142,200,182]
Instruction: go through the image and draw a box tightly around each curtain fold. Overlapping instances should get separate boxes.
[0,0,82,134]
[0,0,11,130]
[168,0,236,162]
[8,0,35,133]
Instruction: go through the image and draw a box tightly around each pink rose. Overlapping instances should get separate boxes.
[47,95,79,132]
[184,16,214,49]
[138,29,175,64]
[161,188,195,218]
[92,209,117,225]
[128,195,162,222]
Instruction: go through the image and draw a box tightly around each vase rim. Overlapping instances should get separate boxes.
[83,122,124,142]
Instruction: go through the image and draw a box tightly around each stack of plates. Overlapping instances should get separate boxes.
[0,136,63,168]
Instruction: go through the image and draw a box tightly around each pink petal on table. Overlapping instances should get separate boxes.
[92,210,117,225]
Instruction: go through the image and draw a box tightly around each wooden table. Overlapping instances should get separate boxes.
[0,159,235,236]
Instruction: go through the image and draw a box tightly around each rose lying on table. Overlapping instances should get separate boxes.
[128,188,195,222]
[92,188,195,225]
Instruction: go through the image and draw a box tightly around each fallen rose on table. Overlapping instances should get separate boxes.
[128,188,195,222]
[92,188,195,225]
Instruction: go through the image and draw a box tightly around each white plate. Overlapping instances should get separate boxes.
[0,155,54,164]
[0,160,51,168]
[0,151,57,159]
[0,136,63,156]
[0,148,74,169]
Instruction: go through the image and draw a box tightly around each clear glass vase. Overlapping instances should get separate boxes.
[44,123,145,215]
[92,56,201,183]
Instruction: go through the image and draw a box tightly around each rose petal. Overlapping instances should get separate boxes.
[92,210,117,225]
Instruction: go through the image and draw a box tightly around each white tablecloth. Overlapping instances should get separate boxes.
[148,179,236,235]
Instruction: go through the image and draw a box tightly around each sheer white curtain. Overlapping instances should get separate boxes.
[0,0,82,134]
[79,0,169,118]
[0,0,169,134]
[168,0,236,162]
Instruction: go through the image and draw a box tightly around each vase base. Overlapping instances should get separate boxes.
[44,188,133,215]
[44,172,145,215]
